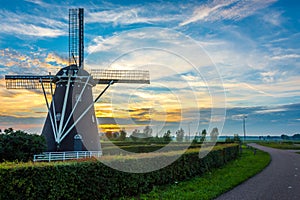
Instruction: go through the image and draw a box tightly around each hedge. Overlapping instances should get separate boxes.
[0,144,239,199]
[102,142,219,155]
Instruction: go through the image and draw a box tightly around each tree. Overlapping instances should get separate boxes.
[233,134,241,143]
[119,129,127,141]
[112,132,119,138]
[192,132,198,144]
[105,131,113,139]
[130,129,139,141]
[143,126,153,138]
[163,130,172,143]
[0,128,46,162]
[210,127,219,142]
[292,134,300,140]
[281,134,289,140]
[200,129,207,143]
[176,128,184,142]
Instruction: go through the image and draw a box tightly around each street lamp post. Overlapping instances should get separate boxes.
[243,115,247,143]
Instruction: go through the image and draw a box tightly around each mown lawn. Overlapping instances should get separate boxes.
[121,147,270,200]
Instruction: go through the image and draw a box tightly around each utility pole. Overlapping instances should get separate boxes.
[243,115,247,143]
[188,122,191,142]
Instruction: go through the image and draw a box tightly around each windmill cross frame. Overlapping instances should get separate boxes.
[5,8,150,152]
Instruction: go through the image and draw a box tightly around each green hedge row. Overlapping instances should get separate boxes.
[103,144,201,155]
[102,143,223,155]
[0,145,239,200]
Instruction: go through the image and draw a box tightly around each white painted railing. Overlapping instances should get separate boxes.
[33,151,102,162]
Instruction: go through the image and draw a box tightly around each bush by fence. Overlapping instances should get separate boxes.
[0,144,239,199]
[0,128,46,162]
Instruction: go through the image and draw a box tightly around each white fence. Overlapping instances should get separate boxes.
[33,151,102,162]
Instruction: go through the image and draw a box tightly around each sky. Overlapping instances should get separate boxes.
[0,0,299,137]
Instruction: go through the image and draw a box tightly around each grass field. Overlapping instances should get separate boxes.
[257,142,300,150]
[121,147,270,200]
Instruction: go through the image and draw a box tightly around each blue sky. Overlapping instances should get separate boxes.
[0,0,299,136]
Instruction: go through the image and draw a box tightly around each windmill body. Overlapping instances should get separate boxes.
[5,8,150,153]
[42,65,100,151]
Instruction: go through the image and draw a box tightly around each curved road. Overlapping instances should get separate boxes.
[215,143,300,200]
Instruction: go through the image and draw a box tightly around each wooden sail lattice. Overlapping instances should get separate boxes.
[5,75,54,89]
[91,69,150,84]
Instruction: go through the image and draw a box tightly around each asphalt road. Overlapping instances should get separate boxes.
[215,143,300,200]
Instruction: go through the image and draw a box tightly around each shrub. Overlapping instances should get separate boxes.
[0,144,239,199]
[0,128,46,162]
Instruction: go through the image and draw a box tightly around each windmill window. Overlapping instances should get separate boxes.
[56,113,61,121]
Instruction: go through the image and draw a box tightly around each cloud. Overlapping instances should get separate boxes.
[0,48,63,76]
[254,108,287,114]
[24,0,50,7]
[260,71,278,83]
[45,53,68,66]
[270,54,300,60]
[86,2,183,26]
[87,7,160,26]
[0,9,66,38]
[1,23,65,38]
[0,79,47,119]
[180,0,277,26]
[262,10,284,26]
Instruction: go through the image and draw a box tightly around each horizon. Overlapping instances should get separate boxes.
[0,0,299,136]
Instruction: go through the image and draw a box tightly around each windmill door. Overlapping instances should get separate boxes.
[74,134,83,151]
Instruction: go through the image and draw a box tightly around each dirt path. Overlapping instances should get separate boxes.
[215,143,300,200]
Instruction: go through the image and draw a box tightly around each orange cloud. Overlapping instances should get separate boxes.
[44,52,68,66]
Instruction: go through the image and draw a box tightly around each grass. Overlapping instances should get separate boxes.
[257,142,300,150]
[120,147,270,200]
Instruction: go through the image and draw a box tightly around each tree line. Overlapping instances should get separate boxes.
[104,125,220,143]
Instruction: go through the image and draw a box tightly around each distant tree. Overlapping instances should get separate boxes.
[176,128,184,142]
[210,127,219,142]
[112,132,119,138]
[200,129,207,144]
[105,131,113,139]
[0,128,46,162]
[132,129,140,136]
[4,128,13,134]
[163,130,172,143]
[119,129,127,141]
[225,137,232,143]
[292,134,300,140]
[143,126,153,138]
[233,134,241,143]
[130,129,140,141]
[225,134,241,143]
[192,132,198,144]
[281,134,289,140]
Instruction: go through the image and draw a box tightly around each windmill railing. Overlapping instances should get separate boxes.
[33,151,102,162]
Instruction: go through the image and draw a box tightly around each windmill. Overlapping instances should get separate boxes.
[5,8,150,152]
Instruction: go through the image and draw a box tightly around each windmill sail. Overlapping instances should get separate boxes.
[69,8,84,68]
[5,75,54,89]
[90,69,150,84]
